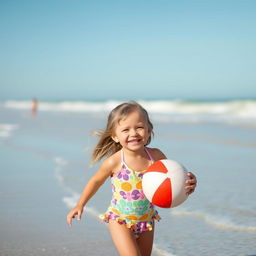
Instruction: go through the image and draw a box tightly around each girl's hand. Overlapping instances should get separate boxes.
[185,172,197,195]
[66,205,84,226]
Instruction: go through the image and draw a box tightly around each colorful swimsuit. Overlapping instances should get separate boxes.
[99,148,161,237]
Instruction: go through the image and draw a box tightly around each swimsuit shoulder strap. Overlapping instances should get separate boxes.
[121,149,126,166]
[121,147,154,168]
[144,147,154,162]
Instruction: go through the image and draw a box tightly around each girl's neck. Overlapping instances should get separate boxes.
[122,147,152,172]
[122,147,147,159]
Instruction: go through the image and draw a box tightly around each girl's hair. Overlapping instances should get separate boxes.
[91,101,154,163]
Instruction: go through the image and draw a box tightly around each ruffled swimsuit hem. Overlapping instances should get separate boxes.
[99,210,161,234]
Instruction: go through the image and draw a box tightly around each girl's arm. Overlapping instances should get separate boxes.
[66,159,113,226]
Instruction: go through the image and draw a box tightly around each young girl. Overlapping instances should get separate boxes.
[66,101,197,256]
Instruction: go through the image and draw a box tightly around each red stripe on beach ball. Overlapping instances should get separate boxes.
[146,160,168,174]
[152,178,172,208]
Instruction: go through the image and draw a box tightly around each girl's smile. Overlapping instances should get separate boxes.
[127,138,143,147]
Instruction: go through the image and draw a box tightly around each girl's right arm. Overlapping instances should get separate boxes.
[66,158,114,226]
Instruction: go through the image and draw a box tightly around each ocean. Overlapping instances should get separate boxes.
[0,99,255,256]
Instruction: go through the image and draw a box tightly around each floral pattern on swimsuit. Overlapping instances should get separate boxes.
[99,161,161,236]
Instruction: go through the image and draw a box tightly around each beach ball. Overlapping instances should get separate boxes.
[142,160,189,208]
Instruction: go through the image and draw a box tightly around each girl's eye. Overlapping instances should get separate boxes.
[137,126,144,129]
[122,129,129,132]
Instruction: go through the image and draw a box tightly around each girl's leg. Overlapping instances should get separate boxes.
[108,220,141,256]
[136,223,155,256]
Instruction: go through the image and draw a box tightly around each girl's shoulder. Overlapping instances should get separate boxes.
[102,150,122,174]
[146,147,167,161]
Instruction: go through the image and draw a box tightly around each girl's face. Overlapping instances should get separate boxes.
[112,110,151,151]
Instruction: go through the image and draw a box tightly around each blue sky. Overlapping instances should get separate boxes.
[0,0,256,101]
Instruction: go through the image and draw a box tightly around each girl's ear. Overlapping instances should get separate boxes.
[111,136,119,143]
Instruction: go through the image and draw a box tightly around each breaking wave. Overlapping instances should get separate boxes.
[3,99,256,124]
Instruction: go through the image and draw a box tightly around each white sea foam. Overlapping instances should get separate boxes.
[4,100,121,113]
[62,193,80,208]
[62,194,100,218]
[53,156,102,219]
[84,206,102,218]
[3,100,256,123]
[54,157,68,166]
[171,208,256,233]
[0,124,19,137]
[153,243,177,256]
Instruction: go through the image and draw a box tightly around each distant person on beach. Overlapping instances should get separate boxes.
[31,98,38,116]
[66,101,197,256]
